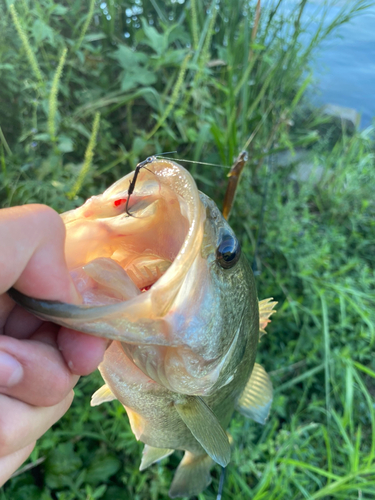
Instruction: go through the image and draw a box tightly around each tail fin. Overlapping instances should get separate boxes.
[169,451,213,498]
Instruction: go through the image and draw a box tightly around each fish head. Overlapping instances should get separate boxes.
[9,159,258,396]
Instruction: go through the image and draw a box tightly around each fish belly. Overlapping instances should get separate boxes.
[99,341,205,455]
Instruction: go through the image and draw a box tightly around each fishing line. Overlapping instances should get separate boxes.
[126,152,229,217]
[216,466,227,500]
[241,103,273,152]
[155,156,231,169]
[155,150,178,157]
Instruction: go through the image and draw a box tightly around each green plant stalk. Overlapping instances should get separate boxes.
[353,361,375,379]
[48,48,68,141]
[0,146,10,200]
[20,0,29,14]
[149,0,167,23]
[0,127,12,156]
[190,0,199,50]
[191,0,215,65]
[234,51,260,98]
[75,0,96,52]
[321,426,333,484]
[145,53,191,141]
[68,112,101,199]
[352,369,375,467]
[242,72,311,164]
[320,292,331,422]
[199,2,218,69]
[240,5,251,142]
[242,103,273,151]
[310,468,375,499]
[180,1,217,114]
[9,4,43,84]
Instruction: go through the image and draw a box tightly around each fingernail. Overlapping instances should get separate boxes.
[0,351,24,387]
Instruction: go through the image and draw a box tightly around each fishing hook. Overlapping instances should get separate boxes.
[125,151,177,217]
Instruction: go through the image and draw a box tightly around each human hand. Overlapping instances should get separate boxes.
[0,204,107,486]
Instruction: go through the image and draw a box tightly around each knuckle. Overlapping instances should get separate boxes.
[31,205,65,238]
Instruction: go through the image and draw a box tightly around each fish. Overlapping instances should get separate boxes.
[8,157,276,498]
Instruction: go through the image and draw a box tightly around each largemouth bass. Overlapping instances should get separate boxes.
[9,158,276,498]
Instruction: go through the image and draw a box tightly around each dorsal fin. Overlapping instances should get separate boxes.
[174,396,230,467]
[139,445,174,471]
[235,363,273,424]
[90,384,116,407]
[259,298,277,338]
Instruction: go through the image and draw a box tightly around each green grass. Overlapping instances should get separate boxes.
[1,0,375,499]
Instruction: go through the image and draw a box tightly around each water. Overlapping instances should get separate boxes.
[282,1,375,128]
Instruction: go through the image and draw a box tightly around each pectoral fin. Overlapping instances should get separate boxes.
[259,298,277,338]
[169,451,213,499]
[174,396,230,467]
[236,363,273,424]
[90,384,116,406]
[139,445,174,471]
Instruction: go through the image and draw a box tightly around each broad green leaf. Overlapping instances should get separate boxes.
[32,19,54,45]
[141,18,167,56]
[85,455,121,484]
[112,45,148,69]
[57,136,74,153]
[120,67,156,92]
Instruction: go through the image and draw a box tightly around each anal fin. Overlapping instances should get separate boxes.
[169,451,213,499]
[174,396,230,467]
[236,363,273,424]
[140,444,174,471]
[90,384,116,407]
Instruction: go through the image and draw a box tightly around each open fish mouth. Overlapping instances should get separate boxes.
[8,159,206,339]
[61,158,204,303]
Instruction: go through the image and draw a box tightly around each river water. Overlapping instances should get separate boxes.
[281,0,375,128]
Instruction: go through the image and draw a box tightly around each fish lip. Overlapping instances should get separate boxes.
[7,286,119,320]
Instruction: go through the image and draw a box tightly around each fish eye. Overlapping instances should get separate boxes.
[216,233,241,269]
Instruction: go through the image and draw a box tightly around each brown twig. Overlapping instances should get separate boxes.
[10,456,45,479]
[222,151,249,221]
